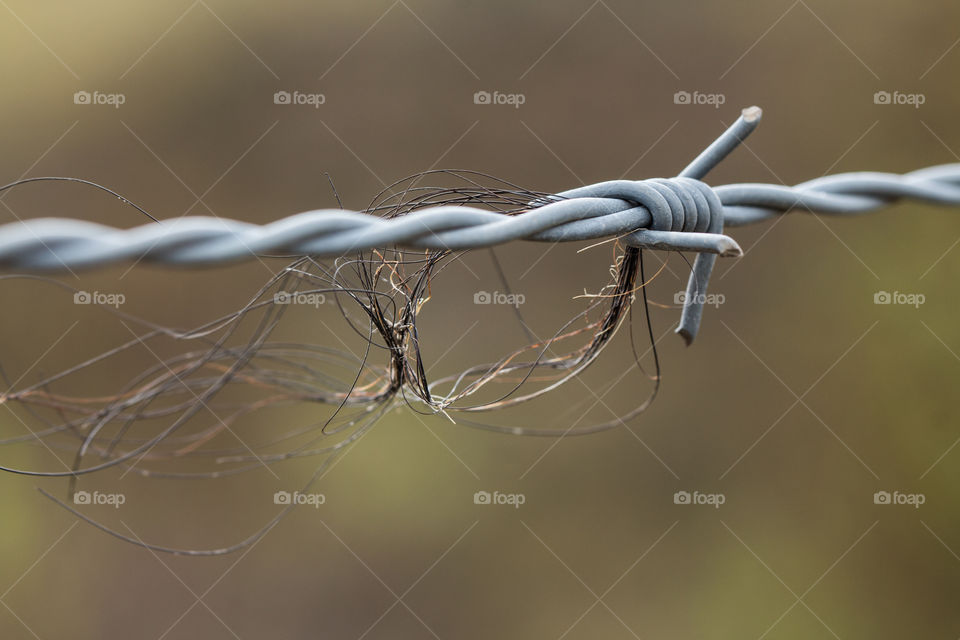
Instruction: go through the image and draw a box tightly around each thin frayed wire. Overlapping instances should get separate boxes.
[0,169,664,555]
[6,104,959,554]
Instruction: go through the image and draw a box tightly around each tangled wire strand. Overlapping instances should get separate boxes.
[2,105,959,554]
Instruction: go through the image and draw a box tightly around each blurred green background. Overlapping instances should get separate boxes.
[1,0,959,637]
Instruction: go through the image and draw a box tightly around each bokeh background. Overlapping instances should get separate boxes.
[1,0,959,637]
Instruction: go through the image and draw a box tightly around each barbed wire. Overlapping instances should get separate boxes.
[4,105,960,555]
[2,106,959,344]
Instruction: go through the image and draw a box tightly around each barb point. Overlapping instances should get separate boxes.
[741,105,762,123]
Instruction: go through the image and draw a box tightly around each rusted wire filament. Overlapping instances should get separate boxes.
[0,166,670,553]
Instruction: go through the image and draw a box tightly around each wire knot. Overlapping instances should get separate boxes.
[572,176,724,233]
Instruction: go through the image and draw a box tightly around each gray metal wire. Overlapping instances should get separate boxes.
[3,106,960,342]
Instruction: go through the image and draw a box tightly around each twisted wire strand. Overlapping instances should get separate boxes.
[0,181,731,270]
[3,166,957,262]
[2,107,959,342]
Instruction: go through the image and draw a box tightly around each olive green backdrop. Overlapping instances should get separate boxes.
[0,1,958,638]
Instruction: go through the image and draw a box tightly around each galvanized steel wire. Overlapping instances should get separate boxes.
[2,106,959,343]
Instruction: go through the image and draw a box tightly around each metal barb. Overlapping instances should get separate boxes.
[675,106,762,345]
